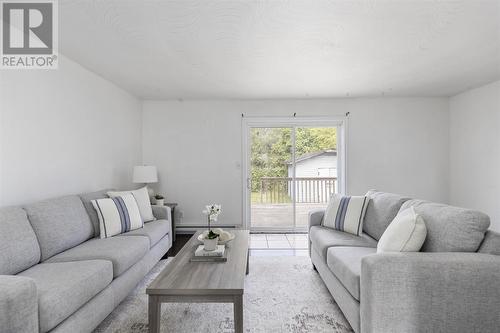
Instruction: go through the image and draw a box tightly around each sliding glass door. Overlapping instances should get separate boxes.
[243,118,344,232]
[250,127,294,231]
[293,126,338,229]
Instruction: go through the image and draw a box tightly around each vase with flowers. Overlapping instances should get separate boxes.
[202,204,222,251]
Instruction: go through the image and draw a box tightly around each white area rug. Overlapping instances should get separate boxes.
[93,256,353,333]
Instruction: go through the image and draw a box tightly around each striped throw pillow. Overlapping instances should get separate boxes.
[322,194,369,236]
[107,186,155,223]
[91,194,143,239]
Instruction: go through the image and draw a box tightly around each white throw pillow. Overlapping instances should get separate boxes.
[377,206,427,253]
[322,194,369,236]
[91,194,143,239]
[107,186,155,222]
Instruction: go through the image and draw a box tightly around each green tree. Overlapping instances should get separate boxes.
[250,127,336,195]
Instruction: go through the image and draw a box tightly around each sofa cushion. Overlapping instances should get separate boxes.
[327,246,377,301]
[24,195,94,261]
[0,207,41,274]
[19,260,112,333]
[79,189,113,237]
[120,219,169,248]
[309,225,377,260]
[478,230,500,255]
[400,200,490,252]
[363,190,411,240]
[45,236,149,277]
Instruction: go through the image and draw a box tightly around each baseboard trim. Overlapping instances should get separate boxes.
[176,226,237,233]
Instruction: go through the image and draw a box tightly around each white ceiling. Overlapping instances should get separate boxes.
[59,0,500,99]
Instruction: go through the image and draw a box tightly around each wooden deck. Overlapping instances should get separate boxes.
[251,203,326,229]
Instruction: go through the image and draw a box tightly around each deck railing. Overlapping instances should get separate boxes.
[259,177,336,204]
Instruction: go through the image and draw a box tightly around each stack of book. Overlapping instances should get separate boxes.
[190,245,227,262]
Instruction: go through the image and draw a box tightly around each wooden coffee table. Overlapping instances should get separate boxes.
[146,230,250,333]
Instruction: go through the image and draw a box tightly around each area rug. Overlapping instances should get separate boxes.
[93,256,353,333]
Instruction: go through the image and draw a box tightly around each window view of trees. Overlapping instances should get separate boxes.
[250,127,337,201]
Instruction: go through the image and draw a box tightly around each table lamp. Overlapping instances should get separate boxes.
[133,165,158,200]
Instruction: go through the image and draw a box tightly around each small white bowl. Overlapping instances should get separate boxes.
[198,231,235,245]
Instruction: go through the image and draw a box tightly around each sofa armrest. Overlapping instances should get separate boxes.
[152,205,171,222]
[151,205,172,244]
[360,252,500,333]
[0,275,38,333]
[308,209,325,257]
[308,209,325,230]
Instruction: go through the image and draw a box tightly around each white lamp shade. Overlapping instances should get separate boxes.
[133,166,158,183]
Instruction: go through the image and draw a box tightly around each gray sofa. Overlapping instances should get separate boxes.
[309,190,500,333]
[0,189,172,333]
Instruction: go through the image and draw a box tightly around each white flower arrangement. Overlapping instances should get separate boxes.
[202,204,222,233]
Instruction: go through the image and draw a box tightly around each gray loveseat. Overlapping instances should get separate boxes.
[309,190,500,333]
[0,189,172,333]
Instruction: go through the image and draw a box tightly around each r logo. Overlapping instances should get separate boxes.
[2,1,53,54]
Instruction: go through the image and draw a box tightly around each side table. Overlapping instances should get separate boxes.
[164,203,178,242]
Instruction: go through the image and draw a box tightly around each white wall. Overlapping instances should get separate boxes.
[0,55,142,206]
[450,80,500,231]
[143,98,449,227]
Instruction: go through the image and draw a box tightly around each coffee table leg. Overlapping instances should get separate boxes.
[234,295,243,333]
[148,295,161,333]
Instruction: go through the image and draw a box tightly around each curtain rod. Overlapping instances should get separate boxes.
[241,112,350,118]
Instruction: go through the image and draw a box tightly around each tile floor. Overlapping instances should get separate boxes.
[249,249,309,257]
[169,233,310,257]
[249,233,309,249]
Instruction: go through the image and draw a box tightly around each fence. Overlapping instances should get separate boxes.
[259,177,336,204]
